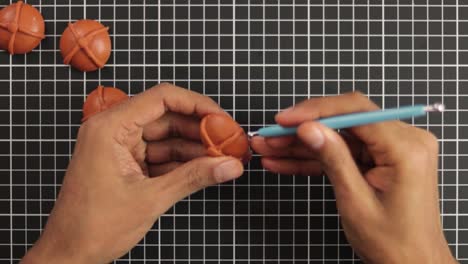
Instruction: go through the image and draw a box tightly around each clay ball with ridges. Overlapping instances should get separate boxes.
[60,19,111,72]
[82,85,128,122]
[200,114,251,163]
[0,1,45,54]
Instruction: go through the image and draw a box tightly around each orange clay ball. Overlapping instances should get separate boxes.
[0,1,45,54]
[82,85,128,122]
[60,19,111,72]
[200,114,251,162]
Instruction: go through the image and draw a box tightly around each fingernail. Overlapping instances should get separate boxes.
[214,159,243,183]
[301,124,324,150]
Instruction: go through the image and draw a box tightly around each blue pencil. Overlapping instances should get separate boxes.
[248,103,445,137]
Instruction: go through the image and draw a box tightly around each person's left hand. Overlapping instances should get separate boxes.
[21,83,244,264]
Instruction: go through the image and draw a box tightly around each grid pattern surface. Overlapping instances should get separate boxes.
[1,0,467,263]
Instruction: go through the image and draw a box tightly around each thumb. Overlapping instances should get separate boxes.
[297,122,378,215]
[154,156,244,203]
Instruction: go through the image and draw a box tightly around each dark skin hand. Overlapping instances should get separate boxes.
[21,83,244,264]
[20,86,457,263]
[251,92,457,264]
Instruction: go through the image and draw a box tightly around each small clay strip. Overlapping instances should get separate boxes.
[63,45,81,64]
[0,23,45,40]
[63,22,85,64]
[217,128,243,150]
[207,128,244,155]
[96,85,106,111]
[7,1,23,54]
[77,27,109,68]
[206,146,224,156]
[17,27,45,40]
[64,22,109,69]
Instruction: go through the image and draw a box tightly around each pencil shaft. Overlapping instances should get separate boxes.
[255,104,427,137]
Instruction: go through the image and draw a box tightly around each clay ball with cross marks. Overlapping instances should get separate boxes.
[0,1,45,54]
[60,19,111,72]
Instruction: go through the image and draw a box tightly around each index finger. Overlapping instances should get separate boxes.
[112,83,227,128]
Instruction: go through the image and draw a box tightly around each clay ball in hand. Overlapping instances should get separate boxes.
[200,114,251,163]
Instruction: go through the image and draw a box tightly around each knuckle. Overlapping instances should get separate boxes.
[158,82,173,89]
[352,92,369,104]
[77,117,111,145]
[168,116,181,137]
[323,152,346,171]
[347,91,380,110]
[405,129,439,163]
[347,91,368,103]
[350,90,366,98]
[320,137,351,170]
[145,145,153,159]
[170,141,183,161]
[154,82,175,94]
[79,117,101,134]
[171,99,185,113]
[202,97,218,108]
[419,131,439,156]
[205,95,218,104]
[79,112,121,140]
[293,97,319,110]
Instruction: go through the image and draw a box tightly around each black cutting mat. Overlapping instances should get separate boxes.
[0,0,467,263]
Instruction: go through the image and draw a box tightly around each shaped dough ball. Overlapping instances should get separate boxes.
[0,1,45,54]
[60,20,111,72]
[82,85,128,122]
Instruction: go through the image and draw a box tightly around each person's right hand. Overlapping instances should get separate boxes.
[251,92,457,264]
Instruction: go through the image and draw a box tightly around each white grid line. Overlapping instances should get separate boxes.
[436,0,443,232]
[232,1,236,262]
[24,12,27,254]
[381,2,385,110]
[172,2,176,263]
[337,2,341,260]
[38,0,42,240]
[217,3,221,264]
[352,0,356,260]
[277,2,280,262]
[455,0,460,258]
[262,2,266,263]
[9,0,12,260]
[187,1,191,263]
[247,2,251,263]
[292,1,296,262]
[143,0,147,261]
[157,1,162,262]
[306,0,311,261]
[202,0,206,261]
[321,1,325,261]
